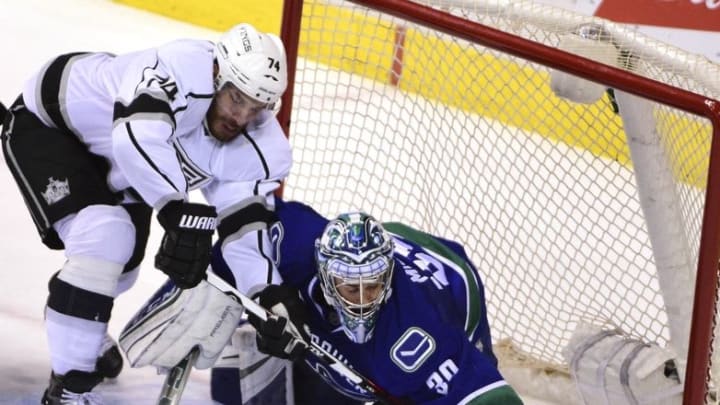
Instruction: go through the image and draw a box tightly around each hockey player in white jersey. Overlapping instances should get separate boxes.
[0,23,291,404]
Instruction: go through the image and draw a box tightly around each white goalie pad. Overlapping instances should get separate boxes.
[119,278,244,369]
[215,322,295,405]
[562,323,683,405]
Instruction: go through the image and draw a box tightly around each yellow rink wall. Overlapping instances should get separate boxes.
[113,0,285,33]
[114,0,710,189]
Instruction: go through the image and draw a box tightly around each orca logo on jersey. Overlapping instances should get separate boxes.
[179,214,217,230]
[391,327,436,372]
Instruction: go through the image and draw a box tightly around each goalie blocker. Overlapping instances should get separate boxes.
[119,278,243,370]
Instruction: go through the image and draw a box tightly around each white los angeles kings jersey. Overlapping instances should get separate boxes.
[21,39,292,292]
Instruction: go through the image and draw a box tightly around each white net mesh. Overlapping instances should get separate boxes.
[282,0,720,402]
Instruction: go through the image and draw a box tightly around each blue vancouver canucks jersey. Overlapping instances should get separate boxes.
[213,199,522,404]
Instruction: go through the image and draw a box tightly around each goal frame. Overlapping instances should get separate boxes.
[276,1,720,403]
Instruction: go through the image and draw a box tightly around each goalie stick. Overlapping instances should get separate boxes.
[204,271,407,405]
[156,347,199,405]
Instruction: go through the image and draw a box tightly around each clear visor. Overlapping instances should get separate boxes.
[215,72,276,111]
[220,82,271,111]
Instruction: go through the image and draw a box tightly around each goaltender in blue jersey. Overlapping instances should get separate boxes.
[209,199,523,405]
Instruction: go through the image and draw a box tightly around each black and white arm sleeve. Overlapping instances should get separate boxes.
[213,194,283,295]
[111,63,187,208]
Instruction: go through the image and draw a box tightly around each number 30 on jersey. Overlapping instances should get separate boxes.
[426,359,459,395]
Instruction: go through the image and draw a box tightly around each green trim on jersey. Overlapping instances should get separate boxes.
[463,385,524,405]
[383,222,482,339]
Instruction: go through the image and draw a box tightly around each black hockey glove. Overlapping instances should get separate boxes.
[155,200,217,289]
[247,284,310,361]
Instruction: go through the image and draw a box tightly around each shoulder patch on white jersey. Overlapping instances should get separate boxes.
[390,327,436,372]
[42,177,71,205]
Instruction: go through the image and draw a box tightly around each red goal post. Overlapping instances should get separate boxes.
[277,1,720,404]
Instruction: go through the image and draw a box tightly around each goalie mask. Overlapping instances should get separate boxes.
[214,23,287,109]
[315,212,395,343]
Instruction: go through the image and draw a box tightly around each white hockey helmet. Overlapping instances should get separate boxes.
[315,212,395,344]
[214,23,288,108]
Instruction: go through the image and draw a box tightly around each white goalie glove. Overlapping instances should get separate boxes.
[563,323,683,405]
[119,277,244,370]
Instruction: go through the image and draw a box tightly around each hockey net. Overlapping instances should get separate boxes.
[277,1,720,404]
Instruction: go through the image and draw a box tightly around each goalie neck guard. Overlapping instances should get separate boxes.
[315,212,395,344]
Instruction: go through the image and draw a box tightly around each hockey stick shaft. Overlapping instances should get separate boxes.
[156,347,200,405]
[204,272,404,405]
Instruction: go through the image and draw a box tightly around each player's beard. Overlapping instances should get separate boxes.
[207,101,242,142]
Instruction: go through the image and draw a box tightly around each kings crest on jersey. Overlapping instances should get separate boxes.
[212,199,508,403]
